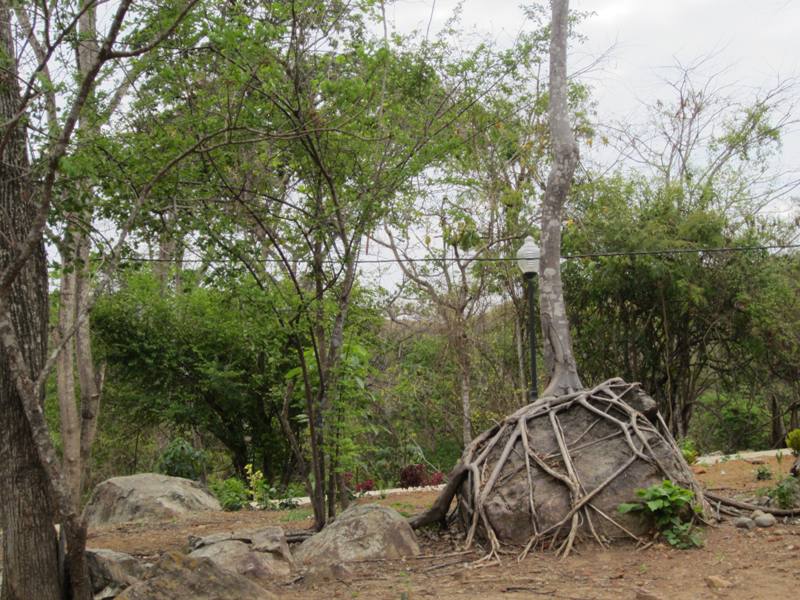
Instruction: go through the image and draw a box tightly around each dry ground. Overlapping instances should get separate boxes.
[89,455,800,600]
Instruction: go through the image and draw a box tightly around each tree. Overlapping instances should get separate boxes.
[538,0,583,396]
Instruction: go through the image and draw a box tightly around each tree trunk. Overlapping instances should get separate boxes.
[0,3,62,597]
[539,0,582,398]
[458,345,473,446]
[514,315,527,405]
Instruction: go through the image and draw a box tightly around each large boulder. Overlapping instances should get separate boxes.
[454,379,705,552]
[85,474,220,527]
[86,548,147,599]
[188,527,293,582]
[295,504,419,565]
[115,552,276,600]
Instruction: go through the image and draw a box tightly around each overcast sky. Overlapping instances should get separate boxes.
[387,0,800,172]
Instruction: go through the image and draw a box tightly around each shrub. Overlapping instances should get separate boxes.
[355,479,375,494]
[618,480,703,549]
[786,429,800,457]
[211,477,249,511]
[427,471,445,485]
[155,437,207,481]
[766,476,799,509]
[399,464,428,488]
[679,439,698,465]
[755,465,773,481]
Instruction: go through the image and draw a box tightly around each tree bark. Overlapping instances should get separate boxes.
[0,3,62,597]
[539,0,583,397]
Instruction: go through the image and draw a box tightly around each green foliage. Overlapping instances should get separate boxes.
[679,439,698,465]
[755,465,773,481]
[688,392,770,454]
[764,476,800,509]
[618,481,703,549]
[786,429,800,456]
[211,477,249,511]
[156,437,207,481]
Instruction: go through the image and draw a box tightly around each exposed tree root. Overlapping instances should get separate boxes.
[704,491,800,517]
[409,378,706,560]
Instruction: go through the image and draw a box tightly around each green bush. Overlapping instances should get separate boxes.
[156,437,207,480]
[755,465,773,481]
[688,392,770,454]
[786,429,800,456]
[679,439,698,465]
[618,480,703,549]
[765,476,799,509]
[211,477,249,511]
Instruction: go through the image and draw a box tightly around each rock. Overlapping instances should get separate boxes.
[705,575,733,589]
[295,504,420,565]
[751,509,766,519]
[189,539,291,581]
[300,562,355,583]
[754,496,771,506]
[455,383,700,545]
[85,474,221,527]
[116,551,275,600]
[86,549,147,598]
[635,589,663,600]
[733,517,755,530]
[190,526,292,563]
[754,513,777,528]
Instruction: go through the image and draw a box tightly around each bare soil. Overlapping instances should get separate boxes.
[89,455,800,600]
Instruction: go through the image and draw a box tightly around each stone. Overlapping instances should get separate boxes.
[754,513,777,528]
[190,526,292,563]
[635,589,663,600]
[732,517,755,530]
[295,504,420,565]
[754,496,771,506]
[86,549,147,598]
[750,509,766,520]
[85,474,221,527]
[705,575,733,589]
[115,551,275,600]
[189,539,291,581]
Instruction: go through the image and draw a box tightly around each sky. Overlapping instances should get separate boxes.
[386,0,800,170]
[359,0,800,286]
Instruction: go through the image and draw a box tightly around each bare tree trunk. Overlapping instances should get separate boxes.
[0,4,62,597]
[539,0,583,398]
[458,346,473,445]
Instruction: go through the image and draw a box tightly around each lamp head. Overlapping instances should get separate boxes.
[516,236,540,275]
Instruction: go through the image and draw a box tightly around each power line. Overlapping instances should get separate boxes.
[116,243,800,265]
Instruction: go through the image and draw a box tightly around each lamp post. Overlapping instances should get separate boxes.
[516,236,540,402]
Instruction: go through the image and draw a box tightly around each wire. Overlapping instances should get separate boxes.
[116,243,800,265]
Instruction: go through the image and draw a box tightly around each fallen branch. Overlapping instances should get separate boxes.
[704,491,800,517]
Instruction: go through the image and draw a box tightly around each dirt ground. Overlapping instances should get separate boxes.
[89,455,800,600]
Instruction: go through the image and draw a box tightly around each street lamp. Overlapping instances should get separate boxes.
[516,236,540,401]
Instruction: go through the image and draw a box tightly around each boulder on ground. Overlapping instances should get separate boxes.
[451,379,705,554]
[115,551,275,600]
[186,527,293,584]
[84,474,221,527]
[86,548,147,598]
[295,504,419,565]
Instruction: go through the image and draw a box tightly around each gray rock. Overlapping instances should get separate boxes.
[190,526,292,563]
[733,517,755,530]
[295,504,420,565]
[754,513,777,528]
[115,551,275,600]
[189,539,291,582]
[86,549,146,598]
[85,474,221,527]
[751,509,766,520]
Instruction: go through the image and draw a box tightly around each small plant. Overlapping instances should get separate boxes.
[211,477,249,511]
[786,429,800,456]
[399,464,428,488]
[679,439,698,465]
[618,480,703,549]
[766,476,800,509]
[755,465,773,481]
[354,479,375,494]
[427,471,445,486]
[244,463,275,508]
[156,437,207,481]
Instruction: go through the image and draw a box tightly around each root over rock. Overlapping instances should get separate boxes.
[412,378,706,559]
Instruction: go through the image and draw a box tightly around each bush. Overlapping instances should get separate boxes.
[679,439,698,465]
[786,429,800,456]
[755,465,773,481]
[428,471,445,485]
[156,437,207,480]
[399,464,428,488]
[766,476,800,509]
[618,480,703,549]
[211,477,249,511]
[355,479,375,494]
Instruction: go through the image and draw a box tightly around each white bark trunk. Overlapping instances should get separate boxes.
[539,0,582,397]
